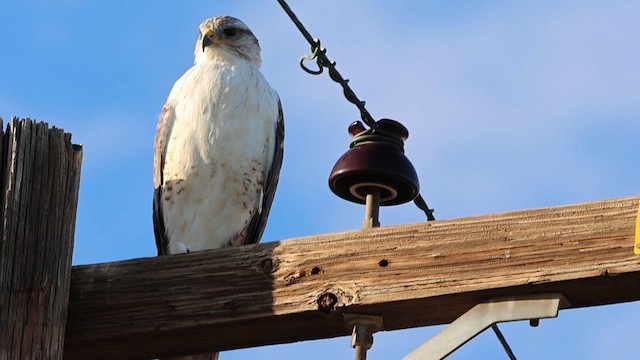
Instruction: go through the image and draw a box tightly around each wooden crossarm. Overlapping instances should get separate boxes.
[64,196,640,359]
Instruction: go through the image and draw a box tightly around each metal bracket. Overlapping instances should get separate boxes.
[403,293,570,360]
[344,313,384,360]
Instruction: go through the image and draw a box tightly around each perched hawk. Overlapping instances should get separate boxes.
[152,16,283,357]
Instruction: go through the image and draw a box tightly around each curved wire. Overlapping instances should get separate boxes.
[299,40,324,75]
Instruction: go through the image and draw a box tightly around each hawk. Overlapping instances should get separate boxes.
[152,16,284,358]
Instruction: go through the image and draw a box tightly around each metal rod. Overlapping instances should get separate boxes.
[354,345,368,360]
[362,188,381,229]
[345,314,383,360]
[351,323,374,360]
[491,324,517,360]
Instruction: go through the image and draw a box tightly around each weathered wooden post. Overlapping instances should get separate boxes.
[0,117,82,359]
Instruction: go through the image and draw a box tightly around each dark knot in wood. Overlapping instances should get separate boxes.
[317,292,338,315]
[259,258,274,274]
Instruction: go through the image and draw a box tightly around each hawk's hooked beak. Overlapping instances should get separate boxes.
[202,29,214,52]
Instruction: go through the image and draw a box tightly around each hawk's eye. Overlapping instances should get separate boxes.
[223,28,238,37]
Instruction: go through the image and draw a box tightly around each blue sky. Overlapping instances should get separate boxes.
[1,1,639,359]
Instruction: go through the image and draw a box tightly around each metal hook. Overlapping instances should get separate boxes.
[299,56,323,75]
[299,39,325,75]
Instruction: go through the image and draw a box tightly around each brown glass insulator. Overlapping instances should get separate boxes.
[328,119,420,206]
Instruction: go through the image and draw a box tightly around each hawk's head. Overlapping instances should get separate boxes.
[195,16,262,67]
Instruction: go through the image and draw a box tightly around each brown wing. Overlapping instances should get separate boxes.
[152,103,174,255]
[242,100,284,245]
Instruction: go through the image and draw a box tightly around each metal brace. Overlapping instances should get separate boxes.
[403,293,570,360]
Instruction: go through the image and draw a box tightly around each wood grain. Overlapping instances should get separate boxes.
[0,118,83,360]
[65,196,640,359]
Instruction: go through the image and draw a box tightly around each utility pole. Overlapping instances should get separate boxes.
[0,118,82,360]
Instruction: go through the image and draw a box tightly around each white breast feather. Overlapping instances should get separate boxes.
[161,60,279,254]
